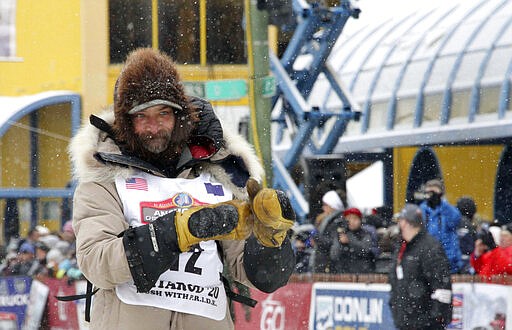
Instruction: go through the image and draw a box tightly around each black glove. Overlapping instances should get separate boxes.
[122,213,179,293]
[122,200,253,293]
[189,96,224,152]
[175,96,225,172]
[243,235,295,293]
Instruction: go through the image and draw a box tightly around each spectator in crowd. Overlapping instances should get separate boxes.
[314,190,345,226]
[419,179,464,273]
[34,242,49,262]
[456,196,478,273]
[362,214,381,261]
[389,204,452,330]
[59,220,76,249]
[35,225,51,237]
[374,223,400,274]
[291,224,315,273]
[488,222,503,247]
[471,223,512,281]
[366,206,398,274]
[311,190,345,273]
[329,207,376,274]
[54,221,82,280]
[472,227,497,271]
[0,251,19,276]
[46,248,65,278]
[31,242,50,277]
[15,227,41,252]
[373,206,394,229]
[10,242,40,276]
[0,223,83,281]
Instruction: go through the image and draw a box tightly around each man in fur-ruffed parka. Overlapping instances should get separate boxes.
[68,48,295,330]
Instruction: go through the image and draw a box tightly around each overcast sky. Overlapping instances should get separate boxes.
[340,0,463,35]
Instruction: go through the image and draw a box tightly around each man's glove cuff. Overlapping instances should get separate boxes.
[175,200,253,252]
[122,215,180,293]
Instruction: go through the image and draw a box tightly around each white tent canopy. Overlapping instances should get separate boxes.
[346,160,384,210]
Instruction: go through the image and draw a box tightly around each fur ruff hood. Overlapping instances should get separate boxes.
[68,108,264,200]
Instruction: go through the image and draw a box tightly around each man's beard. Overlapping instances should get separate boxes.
[138,129,173,154]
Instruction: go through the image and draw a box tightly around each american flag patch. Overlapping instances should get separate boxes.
[125,178,148,191]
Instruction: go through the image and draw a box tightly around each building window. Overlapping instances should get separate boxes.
[109,0,152,63]
[206,0,245,64]
[158,0,200,64]
[109,0,245,65]
[0,0,16,58]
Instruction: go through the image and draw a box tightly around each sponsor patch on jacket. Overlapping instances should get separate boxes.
[139,193,208,224]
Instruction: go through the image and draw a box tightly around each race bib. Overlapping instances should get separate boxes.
[114,172,231,320]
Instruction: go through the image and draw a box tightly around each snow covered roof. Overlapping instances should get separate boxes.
[0,91,81,198]
[308,0,512,152]
[0,91,81,137]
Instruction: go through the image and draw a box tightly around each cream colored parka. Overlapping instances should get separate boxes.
[68,109,267,330]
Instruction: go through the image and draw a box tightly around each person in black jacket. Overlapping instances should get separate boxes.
[330,207,376,274]
[456,196,478,273]
[311,190,345,273]
[389,204,453,330]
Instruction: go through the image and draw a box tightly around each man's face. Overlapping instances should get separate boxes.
[500,229,512,248]
[346,214,362,231]
[132,105,176,154]
[19,251,34,262]
[321,203,335,214]
[397,218,405,232]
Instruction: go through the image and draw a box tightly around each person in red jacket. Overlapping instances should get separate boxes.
[471,223,512,281]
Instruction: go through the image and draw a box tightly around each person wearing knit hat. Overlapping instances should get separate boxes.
[322,190,344,212]
[315,190,345,227]
[330,206,376,274]
[69,48,295,329]
[343,207,362,219]
[311,190,345,273]
[455,196,478,273]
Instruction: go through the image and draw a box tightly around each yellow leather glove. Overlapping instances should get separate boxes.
[174,200,253,252]
[247,178,296,247]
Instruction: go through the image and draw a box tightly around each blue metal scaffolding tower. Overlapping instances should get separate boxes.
[270,0,361,221]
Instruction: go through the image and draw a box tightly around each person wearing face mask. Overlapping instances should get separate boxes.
[419,179,464,274]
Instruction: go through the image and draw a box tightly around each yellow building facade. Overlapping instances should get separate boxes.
[0,0,253,241]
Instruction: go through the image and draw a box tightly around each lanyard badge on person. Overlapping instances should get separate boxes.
[396,241,407,280]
